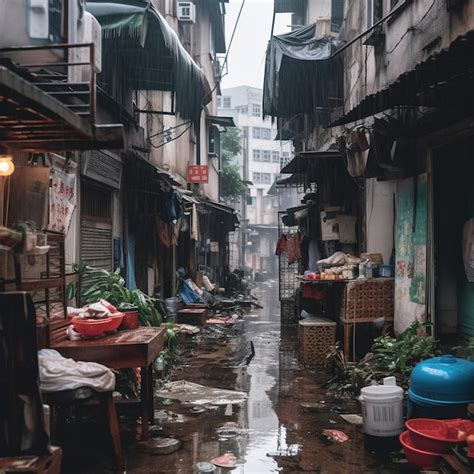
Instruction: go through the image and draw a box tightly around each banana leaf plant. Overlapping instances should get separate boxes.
[67,263,163,327]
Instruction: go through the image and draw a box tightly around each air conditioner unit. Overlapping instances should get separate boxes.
[177,2,196,23]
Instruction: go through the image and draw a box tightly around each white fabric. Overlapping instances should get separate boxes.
[38,349,115,393]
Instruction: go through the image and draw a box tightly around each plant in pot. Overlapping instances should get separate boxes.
[68,264,163,327]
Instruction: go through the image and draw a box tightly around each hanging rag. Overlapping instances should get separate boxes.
[38,349,115,393]
[287,232,301,265]
[157,217,172,248]
[275,234,288,256]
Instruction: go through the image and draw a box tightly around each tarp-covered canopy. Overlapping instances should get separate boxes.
[87,1,211,124]
[263,24,343,119]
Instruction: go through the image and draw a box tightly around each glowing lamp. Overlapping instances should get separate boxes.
[0,155,15,176]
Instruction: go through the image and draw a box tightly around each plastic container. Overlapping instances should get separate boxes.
[399,430,440,468]
[408,355,474,419]
[121,309,140,329]
[165,297,178,314]
[379,264,394,277]
[72,314,123,337]
[360,383,404,438]
[405,418,465,453]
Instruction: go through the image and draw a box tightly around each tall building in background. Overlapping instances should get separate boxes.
[218,86,296,274]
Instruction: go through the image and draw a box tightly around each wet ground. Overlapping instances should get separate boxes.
[62,282,409,473]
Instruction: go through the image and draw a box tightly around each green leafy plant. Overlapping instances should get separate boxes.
[326,321,437,395]
[68,263,163,326]
[220,127,247,200]
[452,337,474,361]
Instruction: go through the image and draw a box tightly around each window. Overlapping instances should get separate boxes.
[367,0,383,28]
[223,96,231,108]
[252,149,262,162]
[252,127,272,140]
[331,0,344,32]
[252,103,261,117]
[272,151,280,163]
[253,172,271,184]
[217,97,222,108]
[262,150,271,162]
[238,106,248,115]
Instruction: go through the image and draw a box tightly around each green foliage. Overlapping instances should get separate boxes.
[326,321,437,395]
[69,263,163,326]
[220,128,247,200]
[452,337,474,361]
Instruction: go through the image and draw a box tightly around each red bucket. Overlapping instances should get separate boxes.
[120,310,140,329]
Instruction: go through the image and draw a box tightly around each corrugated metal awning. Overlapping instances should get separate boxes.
[330,31,474,127]
[280,150,341,174]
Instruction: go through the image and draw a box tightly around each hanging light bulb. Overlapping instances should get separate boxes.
[0,154,14,176]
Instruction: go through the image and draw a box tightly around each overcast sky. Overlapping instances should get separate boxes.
[221,0,290,90]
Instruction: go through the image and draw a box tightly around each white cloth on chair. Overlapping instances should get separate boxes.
[38,349,115,393]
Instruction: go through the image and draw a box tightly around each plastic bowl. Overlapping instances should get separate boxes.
[107,312,125,331]
[72,315,123,338]
[399,431,440,468]
[406,418,462,453]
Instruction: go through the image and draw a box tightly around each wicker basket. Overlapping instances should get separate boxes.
[298,317,336,366]
[340,278,394,322]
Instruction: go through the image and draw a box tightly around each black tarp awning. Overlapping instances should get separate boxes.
[87,2,211,124]
[263,24,343,119]
[201,200,239,232]
[207,115,236,128]
[330,31,474,127]
[280,150,341,174]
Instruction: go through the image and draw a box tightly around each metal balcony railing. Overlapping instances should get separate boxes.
[0,43,97,122]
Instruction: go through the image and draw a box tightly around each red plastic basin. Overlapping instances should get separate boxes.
[399,431,440,468]
[406,418,463,453]
[72,313,123,338]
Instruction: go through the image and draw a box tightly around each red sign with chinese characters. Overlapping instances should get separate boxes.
[187,165,209,183]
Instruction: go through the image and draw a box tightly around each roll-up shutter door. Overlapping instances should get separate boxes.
[80,180,113,271]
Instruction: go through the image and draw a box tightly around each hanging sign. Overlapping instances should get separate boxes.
[187,165,209,183]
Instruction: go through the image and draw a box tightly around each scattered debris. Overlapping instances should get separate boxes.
[322,430,349,443]
[340,414,363,426]
[267,444,300,457]
[195,462,217,473]
[156,380,247,406]
[210,453,237,469]
[142,437,182,455]
[154,409,186,423]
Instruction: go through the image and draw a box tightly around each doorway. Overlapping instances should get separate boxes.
[433,138,474,337]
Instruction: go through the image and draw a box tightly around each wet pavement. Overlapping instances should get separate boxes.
[62,282,409,473]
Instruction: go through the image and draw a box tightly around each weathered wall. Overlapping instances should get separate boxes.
[340,0,474,117]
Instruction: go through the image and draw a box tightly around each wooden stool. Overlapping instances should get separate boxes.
[298,317,336,366]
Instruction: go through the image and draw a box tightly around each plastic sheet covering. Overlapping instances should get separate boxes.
[87,2,211,123]
[156,381,247,405]
[263,24,343,119]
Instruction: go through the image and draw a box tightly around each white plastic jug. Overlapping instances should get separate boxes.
[359,380,404,438]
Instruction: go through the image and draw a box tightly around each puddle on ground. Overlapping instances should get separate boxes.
[59,283,413,474]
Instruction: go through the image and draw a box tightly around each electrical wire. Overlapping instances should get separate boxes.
[386,0,436,54]
[201,0,247,107]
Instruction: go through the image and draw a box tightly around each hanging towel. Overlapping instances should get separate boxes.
[287,232,301,265]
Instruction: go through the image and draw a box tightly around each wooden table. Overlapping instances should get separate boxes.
[53,327,166,439]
